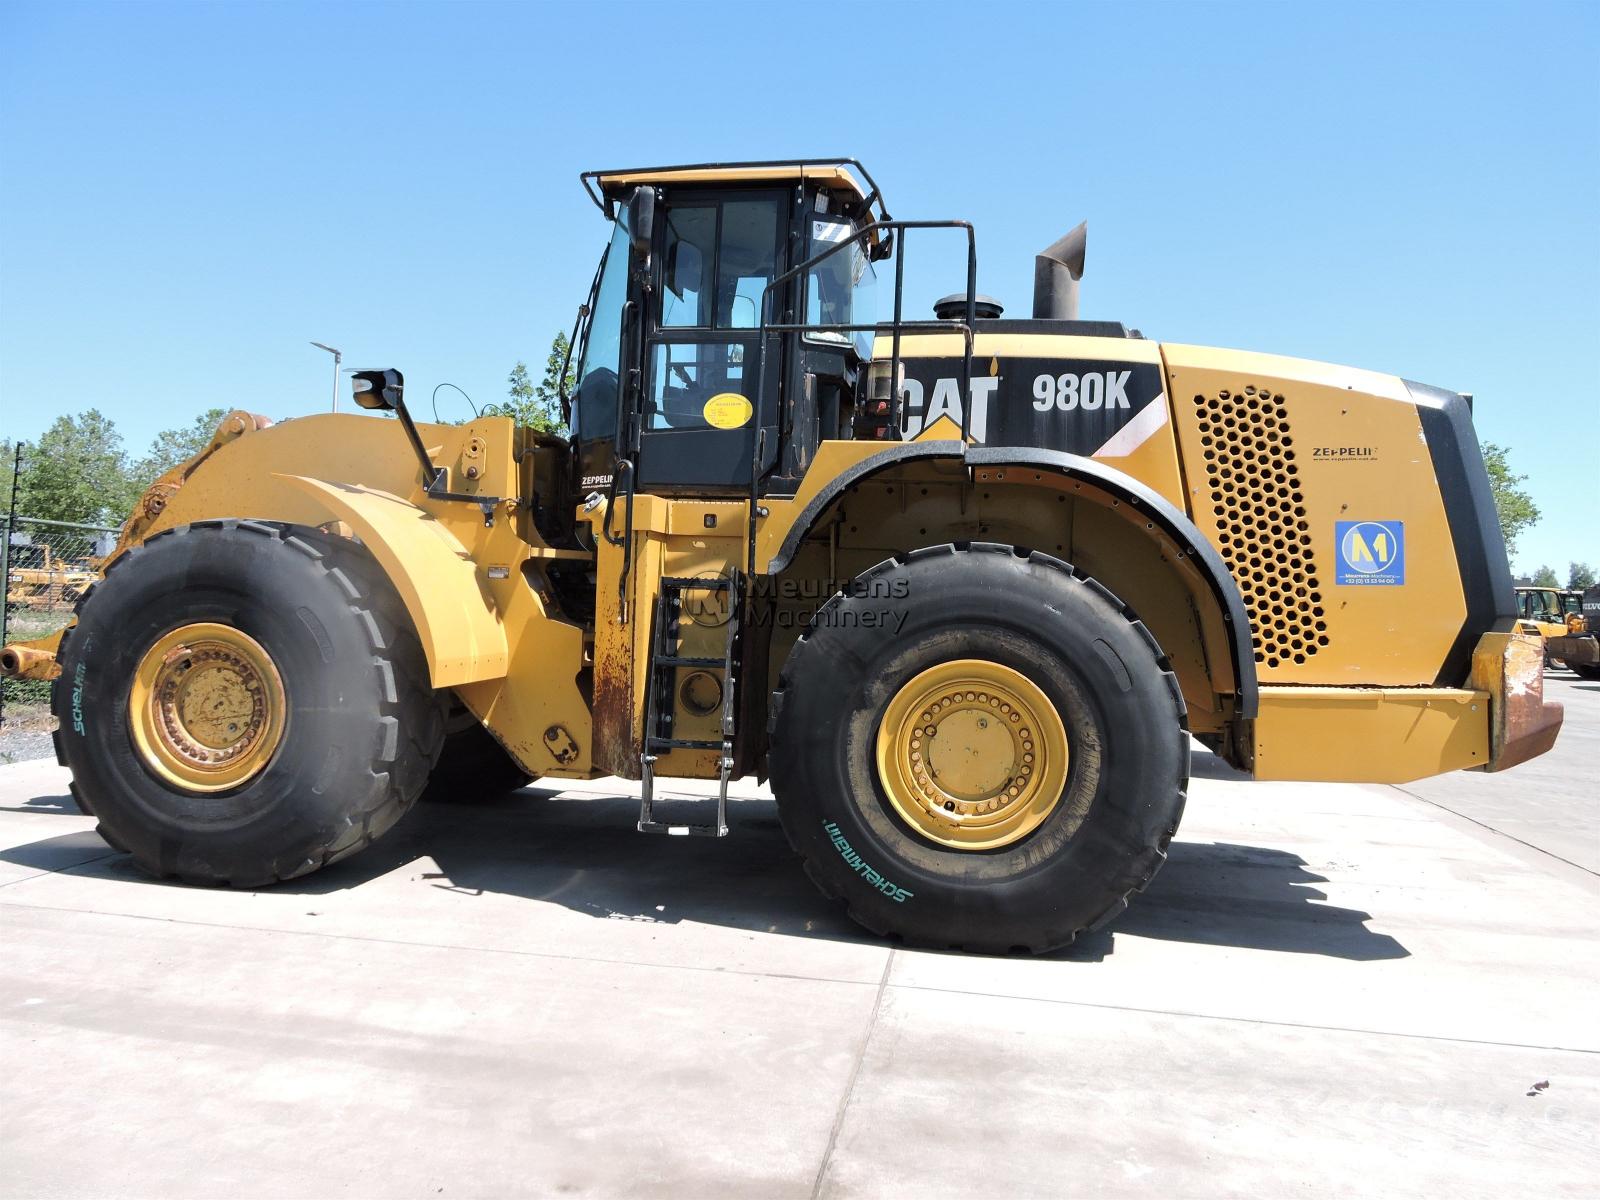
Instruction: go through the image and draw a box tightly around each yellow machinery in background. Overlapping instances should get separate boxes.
[1,160,1561,953]
[5,545,99,610]
[1541,585,1600,679]
[1516,585,1571,642]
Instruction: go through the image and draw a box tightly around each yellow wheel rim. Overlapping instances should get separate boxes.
[128,622,287,793]
[875,658,1070,851]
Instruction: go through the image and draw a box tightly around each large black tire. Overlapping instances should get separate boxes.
[769,543,1189,954]
[422,715,535,802]
[1571,663,1600,681]
[52,520,446,886]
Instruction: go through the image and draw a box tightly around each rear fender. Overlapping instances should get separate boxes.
[762,441,1256,718]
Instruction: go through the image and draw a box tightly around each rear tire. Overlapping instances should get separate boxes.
[770,543,1188,954]
[52,521,446,886]
[1571,663,1600,681]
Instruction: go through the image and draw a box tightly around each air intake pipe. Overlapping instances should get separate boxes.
[1033,221,1087,320]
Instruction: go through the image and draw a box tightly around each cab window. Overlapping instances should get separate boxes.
[659,198,782,330]
[646,193,783,433]
[805,215,876,358]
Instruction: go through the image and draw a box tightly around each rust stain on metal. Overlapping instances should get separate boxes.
[591,634,638,777]
[1474,632,1563,772]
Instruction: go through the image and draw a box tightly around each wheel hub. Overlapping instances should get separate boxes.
[129,623,287,793]
[875,659,1069,850]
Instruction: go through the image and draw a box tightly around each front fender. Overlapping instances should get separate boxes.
[278,478,508,687]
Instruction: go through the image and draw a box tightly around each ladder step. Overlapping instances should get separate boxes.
[638,569,740,841]
[637,820,730,838]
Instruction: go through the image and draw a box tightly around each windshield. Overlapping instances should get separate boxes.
[805,216,875,358]
[572,217,631,443]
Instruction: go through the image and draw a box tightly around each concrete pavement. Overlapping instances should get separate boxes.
[1,681,1597,1198]
[1397,666,1600,872]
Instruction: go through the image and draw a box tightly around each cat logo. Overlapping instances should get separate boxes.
[900,376,997,441]
[1336,521,1405,586]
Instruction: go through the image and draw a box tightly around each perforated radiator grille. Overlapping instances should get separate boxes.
[1193,386,1328,668]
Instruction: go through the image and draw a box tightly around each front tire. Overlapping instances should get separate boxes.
[422,710,535,802]
[770,544,1188,954]
[53,521,446,886]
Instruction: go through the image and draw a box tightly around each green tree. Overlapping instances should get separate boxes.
[13,411,137,525]
[128,408,228,494]
[1480,442,1539,561]
[482,331,573,435]
[1531,565,1560,587]
[1569,562,1596,590]
[0,438,17,514]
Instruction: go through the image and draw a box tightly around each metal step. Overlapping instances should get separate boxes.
[637,571,743,839]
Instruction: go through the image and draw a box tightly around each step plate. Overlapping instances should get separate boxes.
[637,820,730,838]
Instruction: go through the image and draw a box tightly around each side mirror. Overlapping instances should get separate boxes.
[350,368,404,411]
[627,186,655,261]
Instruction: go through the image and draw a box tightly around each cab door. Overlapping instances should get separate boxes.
[635,189,787,495]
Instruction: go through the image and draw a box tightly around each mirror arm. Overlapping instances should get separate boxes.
[389,393,441,490]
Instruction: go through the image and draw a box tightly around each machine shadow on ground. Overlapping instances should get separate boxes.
[2,749,1409,963]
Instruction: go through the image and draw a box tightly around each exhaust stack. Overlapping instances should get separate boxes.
[1033,222,1087,320]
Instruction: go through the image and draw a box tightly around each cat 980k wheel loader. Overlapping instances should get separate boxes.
[1,159,1563,952]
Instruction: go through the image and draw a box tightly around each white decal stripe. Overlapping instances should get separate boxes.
[1092,396,1170,458]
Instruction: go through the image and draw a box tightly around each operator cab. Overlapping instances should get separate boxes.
[570,161,886,498]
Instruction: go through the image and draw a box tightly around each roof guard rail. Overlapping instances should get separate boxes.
[579,158,891,224]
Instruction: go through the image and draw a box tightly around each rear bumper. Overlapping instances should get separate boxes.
[1249,631,1561,782]
[1471,631,1564,772]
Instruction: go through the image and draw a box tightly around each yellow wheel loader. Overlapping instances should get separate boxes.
[1516,584,1592,672]
[0,160,1563,952]
[1515,585,1569,641]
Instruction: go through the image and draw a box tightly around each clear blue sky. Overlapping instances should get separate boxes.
[2,0,1595,573]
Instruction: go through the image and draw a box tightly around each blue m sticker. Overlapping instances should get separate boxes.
[1336,521,1405,585]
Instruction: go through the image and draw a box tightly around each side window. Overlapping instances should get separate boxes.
[658,198,782,330]
[715,199,781,328]
[804,215,874,357]
[662,206,715,327]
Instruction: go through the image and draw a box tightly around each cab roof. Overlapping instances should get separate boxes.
[581,159,888,221]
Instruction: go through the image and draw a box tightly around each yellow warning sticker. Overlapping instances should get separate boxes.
[703,393,753,430]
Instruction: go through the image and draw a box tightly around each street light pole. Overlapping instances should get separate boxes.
[310,341,342,412]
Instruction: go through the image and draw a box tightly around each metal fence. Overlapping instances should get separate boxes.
[2,514,120,724]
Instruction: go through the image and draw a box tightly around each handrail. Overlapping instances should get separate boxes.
[745,218,980,576]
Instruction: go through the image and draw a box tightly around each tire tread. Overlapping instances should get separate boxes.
[769,541,1190,954]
